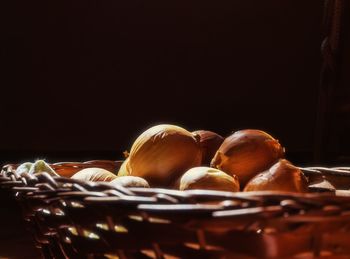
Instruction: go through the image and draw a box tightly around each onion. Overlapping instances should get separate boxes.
[53,166,81,178]
[117,158,129,177]
[180,166,239,192]
[192,130,224,165]
[211,129,284,187]
[244,159,308,192]
[126,124,202,187]
[55,162,117,178]
[71,168,117,182]
[15,162,33,176]
[29,160,59,177]
[110,176,149,188]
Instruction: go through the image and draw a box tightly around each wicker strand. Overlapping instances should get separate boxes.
[3,161,350,258]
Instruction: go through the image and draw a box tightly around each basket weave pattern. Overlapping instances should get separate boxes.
[1,161,350,258]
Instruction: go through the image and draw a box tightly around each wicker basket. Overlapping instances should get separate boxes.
[2,161,350,259]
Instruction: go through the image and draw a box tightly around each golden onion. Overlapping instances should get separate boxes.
[110,176,149,188]
[244,159,308,192]
[117,158,129,177]
[29,160,59,177]
[211,129,284,187]
[125,124,202,187]
[180,166,239,192]
[71,168,117,182]
[192,130,224,165]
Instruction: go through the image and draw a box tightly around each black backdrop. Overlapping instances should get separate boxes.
[0,0,323,164]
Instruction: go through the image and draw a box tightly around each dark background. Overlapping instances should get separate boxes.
[0,1,349,257]
[0,0,343,166]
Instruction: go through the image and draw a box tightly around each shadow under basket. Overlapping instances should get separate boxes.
[2,161,350,258]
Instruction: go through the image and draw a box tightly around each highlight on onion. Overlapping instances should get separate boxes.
[192,130,224,165]
[15,162,33,176]
[180,166,240,192]
[244,159,308,193]
[125,124,202,187]
[211,129,285,187]
[117,158,129,177]
[110,176,149,188]
[71,168,117,182]
[29,160,59,177]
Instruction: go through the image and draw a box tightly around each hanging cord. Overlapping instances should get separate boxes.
[314,0,344,162]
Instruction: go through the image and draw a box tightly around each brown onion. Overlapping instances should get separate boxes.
[110,176,149,188]
[244,159,308,192]
[126,124,202,187]
[71,168,117,182]
[211,129,284,187]
[180,166,239,192]
[55,162,117,178]
[192,130,224,165]
[54,166,81,178]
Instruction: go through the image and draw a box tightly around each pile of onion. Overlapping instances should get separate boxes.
[115,125,308,194]
[118,124,202,187]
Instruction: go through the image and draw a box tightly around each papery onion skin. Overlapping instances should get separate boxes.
[211,129,285,187]
[55,162,117,178]
[117,158,130,177]
[192,130,224,166]
[244,159,308,192]
[15,162,33,176]
[127,124,202,187]
[110,176,149,188]
[71,168,117,182]
[29,160,59,177]
[180,166,240,192]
